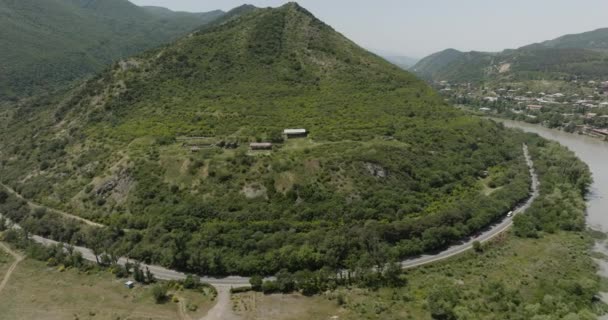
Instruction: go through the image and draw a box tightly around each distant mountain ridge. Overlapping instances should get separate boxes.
[381,55,419,69]
[536,27,608,50]
[142,6,225,22]
[413,28,608,82]
[0,0,226,102]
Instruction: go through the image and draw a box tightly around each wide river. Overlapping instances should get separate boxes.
[497,119,608,231]
[496,119,608,313]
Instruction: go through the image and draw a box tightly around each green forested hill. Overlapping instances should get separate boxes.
[0,3,529,275]
[0,0,226,102]
[537,27,608,50]
[413,28,608,82]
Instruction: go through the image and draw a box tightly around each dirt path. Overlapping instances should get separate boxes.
[177,297,193,320]
[0,182,103,227]
[0,242,24,294]
[200,286,241,320]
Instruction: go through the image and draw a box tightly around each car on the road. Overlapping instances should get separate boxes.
[507,211,514,218]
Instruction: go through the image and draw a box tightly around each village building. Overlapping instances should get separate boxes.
[250,142,273,150]
[527,105,543,111]
[479,107,492,112]
[125,281,135,289]
[283,129,308,138]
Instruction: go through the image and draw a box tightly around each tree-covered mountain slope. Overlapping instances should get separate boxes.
[412,28,608,83]
[0,3,530,275]
[536,27,608,50]
[0,0,226,102]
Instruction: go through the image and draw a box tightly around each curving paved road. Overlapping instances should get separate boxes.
[401,144,539,269]
[1,145,538,286]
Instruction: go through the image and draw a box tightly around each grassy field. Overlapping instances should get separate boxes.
[333,231,603,319]
[0,257,215,320]
[227,229,603,319]
[0,247,12,280]
[232,291,350,320]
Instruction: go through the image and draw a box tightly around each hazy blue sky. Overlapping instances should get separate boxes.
[129,0,608,58]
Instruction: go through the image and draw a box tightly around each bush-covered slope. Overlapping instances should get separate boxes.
[0,0,226,102]
[0,3,530,275]
[538,27,608,50]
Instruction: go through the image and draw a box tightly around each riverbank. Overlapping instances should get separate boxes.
[333,130,607,319]
[495,119,608,232]
[496,119,608,320]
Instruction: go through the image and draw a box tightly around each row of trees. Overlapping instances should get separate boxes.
[244,261,406,297]
[514,138,592,237]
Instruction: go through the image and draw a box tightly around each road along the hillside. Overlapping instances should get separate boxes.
[400,144,539,269]
[1,145,538,286]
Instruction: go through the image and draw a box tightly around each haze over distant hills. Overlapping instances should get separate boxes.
[368,49,419,69]
[382,55,419,69]
[0,0,227,102]
[412,28,608,82]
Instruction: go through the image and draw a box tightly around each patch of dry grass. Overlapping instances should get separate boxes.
[232,291,349,320]
[0,259,214,320]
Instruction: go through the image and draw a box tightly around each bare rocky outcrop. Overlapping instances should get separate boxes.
[364,162,387,178]
[241,183,268,199]
[93,167,135,205]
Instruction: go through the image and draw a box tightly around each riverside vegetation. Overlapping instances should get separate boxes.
[0,3,532,277]
[296,133,604,319]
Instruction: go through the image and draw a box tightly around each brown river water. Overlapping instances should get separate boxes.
[497,119,608,231]
[496,119,608,312]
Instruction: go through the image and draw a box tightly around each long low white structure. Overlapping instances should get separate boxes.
[283,128,308,138]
